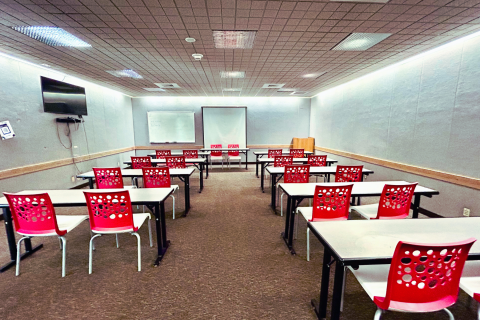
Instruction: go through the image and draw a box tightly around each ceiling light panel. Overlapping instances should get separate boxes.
[220,71,246,79]
[262,84,285,89]
[302,72,326,79]
[12,26,91,47]
[332,33,392,51]
[155,83,181,88]
[213,31,256,49]
[106,70,143,79]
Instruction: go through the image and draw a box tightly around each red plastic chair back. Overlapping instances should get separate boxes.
[165,156,186,169]
[228,144,239,156]
[130,156,152,169]
[375,183,418,219]
[211,144,222,157]
[183,150,198,159]
[268,149,282,158]
[3,192,66,236]
[289,149,304,158]
[335,165,363,182]
[142,167,171,188]
[284,165,310,183]
[310,184,353,221]
[155,150,171,159]
[83,190,137,233]
[308,155,327,167]
[374,238,476,312]
[93,167,124,189]
[273,155,293,167]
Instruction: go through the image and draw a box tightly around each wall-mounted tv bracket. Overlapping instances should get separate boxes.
[55,116,82,123]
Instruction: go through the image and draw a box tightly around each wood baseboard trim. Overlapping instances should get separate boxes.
[315,146,480,190]
[0,146,134,180]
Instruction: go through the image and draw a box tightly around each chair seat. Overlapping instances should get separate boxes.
[351,203,379,219]
[460,261,480,300]
[228,156,241,160]
[211,156,223,160]
[348,264,389,301]
[18,215,88,237]
[92,213,150,234]
[298,207,347,222]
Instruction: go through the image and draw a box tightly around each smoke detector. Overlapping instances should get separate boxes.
[192,53,203,60]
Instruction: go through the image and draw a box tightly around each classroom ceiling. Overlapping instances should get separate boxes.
[0,0,480,97]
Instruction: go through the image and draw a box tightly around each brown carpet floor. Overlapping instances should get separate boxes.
[0,169,477,319]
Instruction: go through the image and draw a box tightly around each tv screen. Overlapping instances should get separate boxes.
[41,76,87,116]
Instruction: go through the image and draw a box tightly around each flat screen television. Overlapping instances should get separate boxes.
[41,76,87,116]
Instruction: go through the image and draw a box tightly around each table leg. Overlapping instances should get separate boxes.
[271,173,277,209]
[261,162,265,191]
[184,175,190,217]
[282,195,292,249]
[331,260,346,320]
[256,155,260,177]
[312,247,332,319]
[88,178,94,189]
[199,163,204,193]
[153,202,169,266]
[245,151,248,170]
[288,197,298,254]
[205,155,209,178]
[412,194,421,219]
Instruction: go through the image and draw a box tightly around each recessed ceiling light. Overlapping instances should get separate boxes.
[192,53,203,60]
[262,83,285,89]
[185,37,196,43]
[105,69,143,79]
[143,88,165,92]
[332,33,392,51]
[155,83,181,88]
[220,71,245,78]
[223,88,242,92]
[302,72,326,79]
[12,26,91,47]
[213,30,256,49]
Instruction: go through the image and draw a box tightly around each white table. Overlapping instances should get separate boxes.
[147,151,211,177]
[259,157,337,191]
[200,148,250,170]
[308,217,480,320]
[0,188,174,273]
[77,168,195,216]
[278,181,439,255]
[267,166,374,209]
[253,150,314,177]
[124,158,207,190]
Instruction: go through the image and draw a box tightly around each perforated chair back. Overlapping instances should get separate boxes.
[165,156,186,169]
[375,238,476,312]
[290,149,304,158]
[142,167,171,188]
[93,167,124,189]
[4,192,66,236]
[228,144,239,156]
[376,183,418,219]
[268,149,282,158]
[308,155,327,167]
[310,184,353,221]
[130,156,152,169]
[183,150,198,159]
[155,150,171,159]
[83,190,137,233]
[335,165,364,182]
[273,155,293,167]
[284,165,310,183]
[211,144,222,157]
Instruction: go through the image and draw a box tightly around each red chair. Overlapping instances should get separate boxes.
[142,167,179,219]
[268,149,282,158]
[83,190,152,274]
[165,156,186,169]
[155,150,171,159]
[308,154,327,182]
[297,183,353,261]
[335,165,364,182]
[352,183,418,220]
[273,155,293,167]
[210,144,224,169]
[227,144,241,168]
[280,165,310,217]
[183,150,198,159]
[130,156,152,169]
[348,238,476,319]
[289,148,304,158]
[93,167,127,189]
[3,192,88,277]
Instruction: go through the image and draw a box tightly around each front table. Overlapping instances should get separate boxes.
[200,148,250,170]
[0,188,174,272]
[253,150,314,177]
[148,151,211,178]
[308,217,480,320]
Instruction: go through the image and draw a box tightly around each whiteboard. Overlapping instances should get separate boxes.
[147,111,195,143]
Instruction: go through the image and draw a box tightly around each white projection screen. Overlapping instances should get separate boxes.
[202,107,247,148]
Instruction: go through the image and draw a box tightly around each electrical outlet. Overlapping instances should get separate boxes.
[71,176,75,183]
[463,208,471,217]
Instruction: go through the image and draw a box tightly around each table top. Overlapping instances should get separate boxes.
[124,158,206,165]
[259,157,337,163]
[148,151,211,157]
[0,188,174,207]
[267,166,373,175]
[200,148,250,151]
[253,150,314,155]
[308,217,480,263]
[77,168,195,179]
[279,181,439,197]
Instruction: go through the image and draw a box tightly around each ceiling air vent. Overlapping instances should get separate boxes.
[262,84,285,89]
[154,83,181,88]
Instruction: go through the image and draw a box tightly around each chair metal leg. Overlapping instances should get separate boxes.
[16,236,29,276]
[59,236,67,277]
[307,228,310,262]
[116,234,119,248]
[132,232,141,272]
[147,217,153,247]
[341,267,347,312]
[443,308,454,320]
[59,237,63,250]
[89,234,102,274]
[170,194,175,220]
[295,210,298,240]
[374,307,383,320]
[280,192,285,217]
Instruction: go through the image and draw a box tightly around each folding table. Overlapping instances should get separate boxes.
[123,158,206,192]
[0,188,174,272]
[78,168,195,216]
[148,151,211,178]
[259,157,337,191]
[200,147,250,170]
[268,166,374,209]
[278,181,439,255]
[308,217,480,320]
[253,150,314,177]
